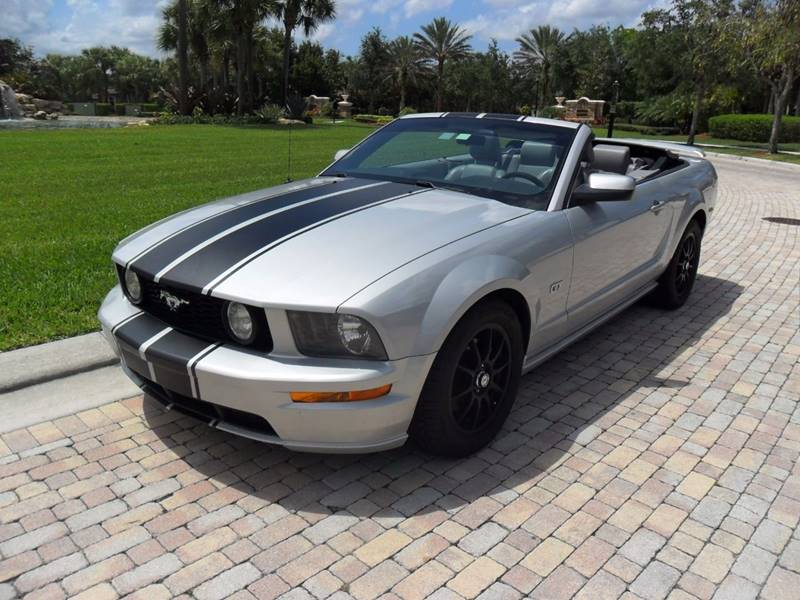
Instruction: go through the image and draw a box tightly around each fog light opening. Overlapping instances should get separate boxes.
[290,384,392,403]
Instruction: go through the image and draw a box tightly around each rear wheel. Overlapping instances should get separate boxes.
[410,300,523,457]
[652,221,702,309]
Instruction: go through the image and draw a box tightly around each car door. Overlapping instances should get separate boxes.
[564,179,674,331]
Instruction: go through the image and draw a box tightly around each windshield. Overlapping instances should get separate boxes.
[323,116,577,209]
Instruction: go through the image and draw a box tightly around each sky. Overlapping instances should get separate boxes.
[2,0,669,59]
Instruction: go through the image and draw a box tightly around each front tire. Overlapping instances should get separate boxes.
[652,221,702,309]
[410,300,523,457]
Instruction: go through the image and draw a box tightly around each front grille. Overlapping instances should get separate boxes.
[117,265,272,352]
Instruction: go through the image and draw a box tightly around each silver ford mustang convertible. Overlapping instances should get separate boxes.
[99,113,717,456]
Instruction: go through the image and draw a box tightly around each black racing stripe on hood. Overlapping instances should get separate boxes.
[158,181,417,294]
[129,178,367,276]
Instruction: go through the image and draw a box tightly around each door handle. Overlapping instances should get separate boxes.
[650,200,666,212]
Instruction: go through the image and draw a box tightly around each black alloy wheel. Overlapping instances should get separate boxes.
[451,325,512,433]
[652,220,703,309]
[411,300,523,457]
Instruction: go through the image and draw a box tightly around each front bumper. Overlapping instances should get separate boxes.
[99,286,435,453]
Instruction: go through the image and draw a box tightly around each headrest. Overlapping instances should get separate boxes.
[520,142,556,166]
[592,144,630,174]
[468,135,500,163]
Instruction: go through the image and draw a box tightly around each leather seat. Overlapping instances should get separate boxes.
[591,144,631,174]
[505,142,557,183]
[446,135,501,181]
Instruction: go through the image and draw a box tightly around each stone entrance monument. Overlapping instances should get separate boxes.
[563,97,605,124]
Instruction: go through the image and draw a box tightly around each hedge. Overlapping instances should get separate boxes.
[353,114,394,124]
[709,114,800,143]
[614,122,681,136]
[95,103,112,116]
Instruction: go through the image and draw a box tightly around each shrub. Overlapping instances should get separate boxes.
[353,114,394,124]
[141,103,161,114]
[613,123,681,136]
[254,103,285,124]
[95,103,112,116]
[398,106,417,117]
[518,105,531,116]
[708,114,800,143]
[540,106,565,120]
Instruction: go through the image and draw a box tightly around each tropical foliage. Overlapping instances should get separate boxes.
[2,0,799,151]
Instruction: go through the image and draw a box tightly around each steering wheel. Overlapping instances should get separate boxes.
[502,172,545,188]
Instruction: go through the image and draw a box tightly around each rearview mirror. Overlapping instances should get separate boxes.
[572,173,635,205]
[334,148,350,161]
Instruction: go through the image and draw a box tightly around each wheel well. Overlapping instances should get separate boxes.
[691,210,707,233]
[473,289,532,352]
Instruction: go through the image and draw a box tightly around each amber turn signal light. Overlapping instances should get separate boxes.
[290,384,392,403]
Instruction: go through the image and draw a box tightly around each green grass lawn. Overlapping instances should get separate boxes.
[0,122,374,351]
[2,120,797,351]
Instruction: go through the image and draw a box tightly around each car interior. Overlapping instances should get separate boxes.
[330,119,687,209]
[441,135,686,188]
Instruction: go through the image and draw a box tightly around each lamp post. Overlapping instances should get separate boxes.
[607,80,620,138]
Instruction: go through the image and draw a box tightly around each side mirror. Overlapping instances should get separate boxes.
[334,148,350,161]
[572,173,635,205]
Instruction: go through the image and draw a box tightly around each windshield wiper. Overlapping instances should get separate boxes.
[414,180,438,189]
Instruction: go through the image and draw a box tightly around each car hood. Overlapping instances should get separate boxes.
[113,176,530,309]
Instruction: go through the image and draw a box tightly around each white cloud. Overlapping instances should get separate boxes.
[1,0,55,43]
[463,0,666,43]
[2,0,166,57]
[404,0,453,18]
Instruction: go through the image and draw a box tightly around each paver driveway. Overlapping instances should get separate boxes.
[0,156,798,600]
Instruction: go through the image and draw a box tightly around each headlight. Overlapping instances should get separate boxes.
[287,311,388,360]
[124,268,142,304]
[225,301,256,344]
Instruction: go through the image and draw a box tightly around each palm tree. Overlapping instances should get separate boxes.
[414,17,472,111]
[270,0,336,104]
[387,36,425,111]
[211,0,275,114]
[176,0,190,114]
[514,25,565,114]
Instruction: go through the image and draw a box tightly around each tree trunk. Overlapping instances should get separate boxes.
[282,21,294,105]
[769,69,795,154]
[245,28,254,112]
[236,33,246,115]
[399,78,406,111]
[687,78,705,146]
[176,0,190,115]
[436,60,444,111]
[199,60,208,94]
[794,81,800,116]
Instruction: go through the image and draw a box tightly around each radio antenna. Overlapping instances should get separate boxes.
[286,104,293,183]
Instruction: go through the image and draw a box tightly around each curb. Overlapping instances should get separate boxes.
[704,151,800,172]
[0,331,119,394]
[0,365,140,434]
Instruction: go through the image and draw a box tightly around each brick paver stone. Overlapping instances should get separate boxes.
[0,157,797,599]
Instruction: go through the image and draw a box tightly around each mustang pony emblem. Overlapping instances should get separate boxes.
[159,290,189,312]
